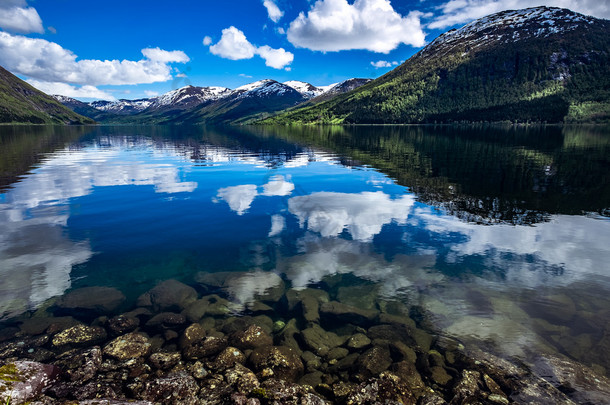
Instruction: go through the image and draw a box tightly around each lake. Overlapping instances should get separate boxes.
[1,124,609,403]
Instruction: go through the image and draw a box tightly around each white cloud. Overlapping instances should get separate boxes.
[0,0,43,34]
[141,47,189,63]
[287,0,426,53]
[209,26,257,60]
[288,191,415,241]
[144,90,159,97]
[263,0,284,22]
[256,45,294,69]
[27,79,116,100]
[0,32,189,86]
[277,27,286,35]
[429,0,610,29]
[208,26,294,69]
[202,36,213,46]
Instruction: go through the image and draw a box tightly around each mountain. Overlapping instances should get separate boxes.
[52,95,118,122]
[263,7,610,124]
[54,77,372,125]
[89,98,153,115]
[0,66,94,125]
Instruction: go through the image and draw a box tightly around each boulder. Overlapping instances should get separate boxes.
[257,378,331,404]
[248,346,304,382]
[182,336,228,360]
[51,325,107,347]
[0,361,60,404]
[301,324,347,357]
[229,325,273,351]
[54,346,102,382]
[355,346,393,378]
[141,372,200,405]
[107,315,140,336]
[346,333,372,350]
[55,287,126,316]
[136,280,197,312]
[214,347,246,370]
[344,372,417,405]
[320,301,378,327]
[149,352,181,370]
[145,312,186,331]
[224,363,260,393]
[103,333,151,360]
[179,323,206,349]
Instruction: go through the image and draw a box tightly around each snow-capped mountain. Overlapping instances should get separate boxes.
[283,81,326,98]
[421,6,598,58]
[233,80,304,100]
[146,85,231,111]
[90,99,153,115]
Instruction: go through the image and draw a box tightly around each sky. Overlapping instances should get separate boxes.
[0,0,608,101]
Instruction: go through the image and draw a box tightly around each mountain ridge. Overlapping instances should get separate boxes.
[262,6,610,125]
[0,66,94,125]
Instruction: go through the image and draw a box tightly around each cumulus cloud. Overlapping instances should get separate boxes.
[141,47,189,63]
[208,26,294,69]
[202,36,213,46]
[0,0,43,34]
[0,32,189,86]
[27,80,115,100]
[144,90,159,97]
[256,45,295,69]
[371,60,399,68]
[209,26,257,60]
[263,0,284,22]
[287,0,426,53]
[429,0,610,29]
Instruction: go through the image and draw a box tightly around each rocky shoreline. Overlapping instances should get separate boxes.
[1,276,609,404]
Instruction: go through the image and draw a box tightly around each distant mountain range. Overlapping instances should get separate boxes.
[52,79,371,125]
[0,66,93,125]
[3,6,608,126]
[264,6,610,124]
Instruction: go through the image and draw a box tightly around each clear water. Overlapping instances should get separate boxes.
[1,124,609,375]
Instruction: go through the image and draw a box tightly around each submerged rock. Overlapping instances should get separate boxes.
[344,372,417,405]
[0,361,60,404]
[52,325,107,348]
[145,312,186,331]
[258,378,331,404]
[320,301,378,327]
[141,372,199,405]
[136,279,197,312]
[107,314,140,336]
[248,345,304,382]
[19,316,79,336]
[179,323,206,349]
[214,347,246,370]
[149,352,181,370]
[301,324,347,357]
[346,333,372,350]
[55,287,126,317]
[356,346,393,378]
[230,325,273,351]
[182,336,227,360]
[103,333,151,360]
[54,346,102,382]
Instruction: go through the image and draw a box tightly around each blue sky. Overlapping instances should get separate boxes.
[0,0,608,101]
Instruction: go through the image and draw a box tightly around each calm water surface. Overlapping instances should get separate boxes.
[1,124,609,376]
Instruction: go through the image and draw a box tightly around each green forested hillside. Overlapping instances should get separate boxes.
[0,66,95,125]
[263,7,610,125]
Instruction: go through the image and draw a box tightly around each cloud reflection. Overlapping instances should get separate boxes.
[216,175,294,216]
[288,191,415,241]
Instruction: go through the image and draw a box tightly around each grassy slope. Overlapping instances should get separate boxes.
[0,66,95,125]
[263,17,610,125]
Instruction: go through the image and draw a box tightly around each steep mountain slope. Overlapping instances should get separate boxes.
[264,7,610,124]
[53,95,118,122]
[283,81,325,98]
[0,66,94,125]
[301,78,373,105]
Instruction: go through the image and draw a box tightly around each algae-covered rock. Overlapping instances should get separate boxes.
[103,333,151,360]
[179,323,206,349]
[52,324,107,347]
[54,346,102,382]
[107,314,140,336]
[55,286,126,316]
[230,325,273,351]
[214,346,246,370]
[182,336,228,360]
[224,363,260,393]
[136,279,197,312]
[337,285,379,311]
[248,346,304,382]
[0,361,60,404]
[344,372,417,405]
[149,352,181,370]
[141,371,200,405]
[258,378,331,404]
[145,312,186,331]
[524,294,576,325]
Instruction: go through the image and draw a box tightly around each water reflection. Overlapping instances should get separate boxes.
[0,124,608,381]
